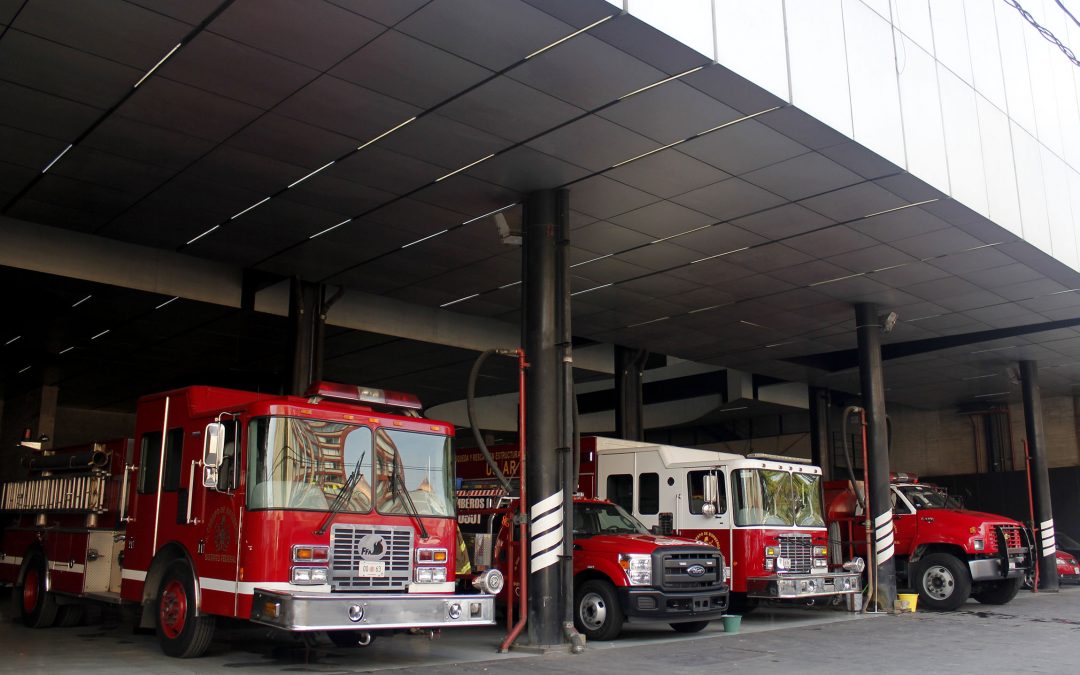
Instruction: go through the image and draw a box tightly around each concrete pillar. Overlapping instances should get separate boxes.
[808,387,831,480]
[523,190,564,647]
[614,346,646,441]
[287,278,325,396]
[1020,360,1059,590]
[854,303,896,610]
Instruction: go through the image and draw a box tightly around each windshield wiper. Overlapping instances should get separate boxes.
[391,456,429,540]
[315,451,365,536]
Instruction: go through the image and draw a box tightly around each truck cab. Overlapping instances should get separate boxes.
[826,474,1032,611]
[459,493,729,640]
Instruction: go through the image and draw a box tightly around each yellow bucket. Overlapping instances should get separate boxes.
[896,593,919,613]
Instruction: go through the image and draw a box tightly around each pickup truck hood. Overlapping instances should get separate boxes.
[575,532,710,553]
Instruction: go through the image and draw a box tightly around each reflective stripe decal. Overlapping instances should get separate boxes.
[121,568,147,582]
[0,556,23,567]
[877,543,894,564]
[1042,544,1057,556]
[530,490,564,573]
[874,511,892,529]
[1041,518,1054,531]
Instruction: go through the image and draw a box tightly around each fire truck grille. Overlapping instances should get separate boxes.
[656,550,723,590]
[329,524,413,591]
[779,533,813,574]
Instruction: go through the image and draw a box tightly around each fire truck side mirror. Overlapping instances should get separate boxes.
[203,422,225,469]
[702,473,719,518]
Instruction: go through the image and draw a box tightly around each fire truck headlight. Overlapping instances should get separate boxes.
[973,538,985,551]
[618,554,652,586]
[813,558,828,568]
[415,566,448,584]
[291,566,328,584]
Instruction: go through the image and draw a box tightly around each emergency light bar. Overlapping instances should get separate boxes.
[746,452,812,464]
[890,471,919,483]
[305,381,423,410]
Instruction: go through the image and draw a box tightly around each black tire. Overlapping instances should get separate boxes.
[670,620,710,633]
[574,580,624,641]
[973,576,1022,605]
[726,592,758,615]
[914,552,971,611]
[327,630,376,648]
[16,553,58,628]
[56,604,84,627]
[156,563,215,658]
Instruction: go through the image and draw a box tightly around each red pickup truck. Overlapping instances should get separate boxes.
[826,475,1033,611]
[458,492,729,640]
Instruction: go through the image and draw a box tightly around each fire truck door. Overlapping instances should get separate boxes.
[890,486,917,553]
[197,421,243,616]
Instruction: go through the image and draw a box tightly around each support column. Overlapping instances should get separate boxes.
[287,278,327,396]
[1020,360,1059,590]
[808,387,831,480]
[614,346,647,441]
[523,190,565,647]
[855,303,896,610]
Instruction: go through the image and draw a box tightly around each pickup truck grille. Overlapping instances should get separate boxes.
[329,524,412,591]
[778,533,812,574]
[655,548,723,591]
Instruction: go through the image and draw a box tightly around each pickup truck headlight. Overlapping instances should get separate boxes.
[619,553,652,586]
[973,538,985,551]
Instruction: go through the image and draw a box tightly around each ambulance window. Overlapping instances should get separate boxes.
[639,473,659,515]
[607,474,633,513]
[138,428,184,494]
[687,470,726,515]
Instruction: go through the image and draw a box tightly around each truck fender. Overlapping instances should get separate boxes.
[573,559,628,590]
[138,542,203,630]
[910,538,969,565]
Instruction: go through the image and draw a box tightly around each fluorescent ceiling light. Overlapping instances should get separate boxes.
[462,203,517,225]
[71,295,92,307]
[309,218,351,239]
[42,144,72,173]
[402,229,449,248]
[440,293,480,307]
[627,316,669,328]
[525,15,614,60]
[287,160,336,189]
[861,198,938,219]
[4,336,20,345]
[435,154,495,182]
[59,346,75,355]
[186,225,219,246]
[134,42,181,88]
[91,329,110,340]
[809,273,865,287]
[18,365,30,374]
[969,345,1017,354]
[230,196,271,220]
[571,283,613,297]
[357,117,416,151]
[973,391,1011,398]
[155,296,179,310]
[571,253,613,268]
[618,66,704,100]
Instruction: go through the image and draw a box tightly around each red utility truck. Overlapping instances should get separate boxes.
[456,488,729,640]
[0,383,494,657]
[457,437,859,616]
[825,474,1032,611]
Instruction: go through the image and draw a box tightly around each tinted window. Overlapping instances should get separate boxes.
[687,470,726,515]
[139,428,184,494]
[639,473,659,515]
[606,474,633,513]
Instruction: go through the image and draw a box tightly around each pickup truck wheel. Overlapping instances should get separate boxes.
[915,552,971,611]
[17,553,59,628]
[574,580,624,641]
[670,620,710,633]
[973,577,1021,605]
[156,563,215,658]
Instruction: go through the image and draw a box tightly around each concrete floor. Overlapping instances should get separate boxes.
[1,588,1077,673]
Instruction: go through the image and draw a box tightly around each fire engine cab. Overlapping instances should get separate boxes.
[0,383,494,657]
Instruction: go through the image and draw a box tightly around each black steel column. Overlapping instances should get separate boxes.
[614,346,647,441]
[809,387,831,480]
[1020,360,1059,590]
[855,303,896,610]
[523,190,564,646]
[286,278,339,396]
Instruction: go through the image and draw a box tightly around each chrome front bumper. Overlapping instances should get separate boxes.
[249,590,496,631]
[969,556,1027,582]
[746,571,862,599]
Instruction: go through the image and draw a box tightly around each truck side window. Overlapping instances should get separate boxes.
[138,428,184,494]
[687,470,726,515]
[639,473,659,515]
[607,474,633,513]
[217,421,239,491]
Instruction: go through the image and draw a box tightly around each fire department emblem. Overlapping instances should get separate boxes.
[695,531,721,548]
[357,533,386,561]
[207,507,237,553]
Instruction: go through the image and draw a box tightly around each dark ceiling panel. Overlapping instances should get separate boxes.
[568,175,657,220]
[610,200,714,239]
[84,116,216,172]
[598,81,741,144]
[467,146,590,193]
[527,115,657,173]
[331,146,446,196]
[331,29,493,109]
[0,81,102,142]
[731,203,835,240]
[0,125,70,173]
[274,75,420,141]
[670,176,787,222]
[589,12,708,76]
[186,145,306,196]
[116,77,263,143]
[743,152,864,202]
[606,147,730,200]
[211,0,385,70]
[281,173,396,218]
[438,76,585,144]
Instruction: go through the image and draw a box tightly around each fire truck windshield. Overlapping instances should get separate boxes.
[247,417,454,517]
[732,469,825,528]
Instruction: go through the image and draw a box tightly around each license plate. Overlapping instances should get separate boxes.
[777,557,790,569]
[1074,566,1079,575]
[359,561,385,577]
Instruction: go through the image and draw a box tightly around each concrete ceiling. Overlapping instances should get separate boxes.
[3,0,1080,415]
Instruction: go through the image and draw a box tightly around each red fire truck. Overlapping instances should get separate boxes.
[0,383,494,657]
[457,437,860,616]
[826,474,1032,611]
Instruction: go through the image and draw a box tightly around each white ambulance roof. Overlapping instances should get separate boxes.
[591,437,821,475]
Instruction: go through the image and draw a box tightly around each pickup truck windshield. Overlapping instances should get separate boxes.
[896,484,962,510]
[247,417,454,516]
[574,502,649,536]
[732,469,825,527]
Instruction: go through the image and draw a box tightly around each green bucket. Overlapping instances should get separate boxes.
[721,614,741,634]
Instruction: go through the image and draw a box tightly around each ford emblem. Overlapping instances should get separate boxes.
[687,564,706,577]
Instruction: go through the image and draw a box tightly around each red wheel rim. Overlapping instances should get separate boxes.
[22,567,39,614]
[159,579,187,639]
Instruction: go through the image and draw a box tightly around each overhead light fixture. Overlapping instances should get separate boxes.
[154,296,179,310]
[571,283,612,297]
[4,335,20,345]
[230,196,271,220]
[524,15,614,60]
[861,198,939,219]
[18,365,30,374]
[973,391,1011,398]
[880,311,898,333]
[91,329,110,340]
[970,345,1017,354]
[440,293,480,308]
[626,316,669,328]
[59,346,75,355]
[357,116,416,151]
[42,144,73,173]
[308,218,351,239]
[71,295,92,308]
[186,225,220,246]
[134,42,181,88]
[435,153,495,182]
[402,229,448,249]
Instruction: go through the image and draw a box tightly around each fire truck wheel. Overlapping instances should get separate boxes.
[574,580,624,641]
[327,630,376,648]
[17,554,59,628]
[973,576,1021,605]
[914,552,971,611]
[156,563,216,658]
[670,620,710,633]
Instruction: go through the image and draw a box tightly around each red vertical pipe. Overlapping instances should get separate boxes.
[1024,439,1039,592]
[500,350,529,653]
